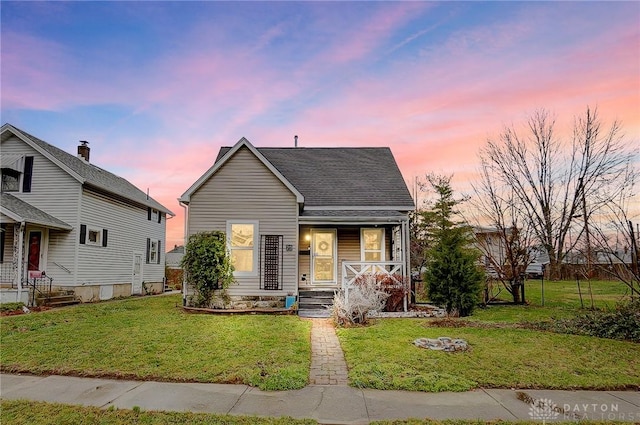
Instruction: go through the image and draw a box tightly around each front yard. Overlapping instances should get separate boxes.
[1,280,638,394]
[337,318,639,392]
[0,294,311,391]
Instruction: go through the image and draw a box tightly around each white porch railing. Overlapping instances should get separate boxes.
[341,261,407,311]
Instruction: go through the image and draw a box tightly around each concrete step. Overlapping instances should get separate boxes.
[298,289,336,316]
[298,309,332,318]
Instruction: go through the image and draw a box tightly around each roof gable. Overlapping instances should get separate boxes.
[179,137,304,204]
[1,124,174,215]
[215,146,415,209]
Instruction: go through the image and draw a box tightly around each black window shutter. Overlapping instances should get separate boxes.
[147,207,152,221]
[102,229,108,247]
[22,156,34,192]
[80,224,87,244]
[157,240,161,264]
[157,211,162,224]
[146,238,150,263]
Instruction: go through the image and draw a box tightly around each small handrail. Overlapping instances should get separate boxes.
[52,262,72,274]
[23,274,54,307]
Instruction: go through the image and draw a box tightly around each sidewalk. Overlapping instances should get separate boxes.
[2,373,639,424]
[1,319,639,423]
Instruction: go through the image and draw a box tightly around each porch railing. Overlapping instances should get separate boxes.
[341,261,407,311]
[22,275,54,307]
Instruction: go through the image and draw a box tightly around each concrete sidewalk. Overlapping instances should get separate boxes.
[1,373,638,424]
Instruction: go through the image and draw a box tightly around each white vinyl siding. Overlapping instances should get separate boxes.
[1,136,80,285]
[187,146,298,296]
[77,188,166,286]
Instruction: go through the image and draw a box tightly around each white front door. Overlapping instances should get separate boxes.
[132,252,143,295]
[311,229,337,285]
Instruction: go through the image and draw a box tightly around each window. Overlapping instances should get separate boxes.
[147,207,162,223]
[88,229,101,245]
[227,221,258,275]
[146,238,161,264]
[361,228,385,262]
[1,168,20,192]
[0,155,33,193]
[79,225,108,247]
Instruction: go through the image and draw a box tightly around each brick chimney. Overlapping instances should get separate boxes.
[78,141,90,162]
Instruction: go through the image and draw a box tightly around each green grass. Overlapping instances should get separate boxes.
[337,318,640,392]
[0,295,311,390]
[0,400,317,425]
[471,279,630,323]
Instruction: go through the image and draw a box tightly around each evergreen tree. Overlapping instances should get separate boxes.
[422,175,484,316]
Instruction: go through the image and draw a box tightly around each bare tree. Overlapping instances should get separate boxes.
[479,107,635,279]
[589,165,640,297]
[470,159,536,303]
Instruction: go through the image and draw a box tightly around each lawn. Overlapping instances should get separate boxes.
[0,400,317,425]
[471,279,630,323]
[0,294,311,390]
[337,318,640,392]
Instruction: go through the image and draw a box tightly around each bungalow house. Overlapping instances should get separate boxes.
[0,124,174,304]
[179,137,415,315]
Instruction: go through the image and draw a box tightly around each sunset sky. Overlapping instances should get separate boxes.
[2,1,638,249]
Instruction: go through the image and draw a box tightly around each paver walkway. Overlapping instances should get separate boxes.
[308,318,349,385]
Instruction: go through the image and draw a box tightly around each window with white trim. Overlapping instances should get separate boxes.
[227,221,258,275]
[361,228,385,262]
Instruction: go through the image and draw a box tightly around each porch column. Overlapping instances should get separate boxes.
[402,218,410,312]
[15,222,25,302]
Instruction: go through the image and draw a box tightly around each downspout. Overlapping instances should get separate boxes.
[179,200,188,306]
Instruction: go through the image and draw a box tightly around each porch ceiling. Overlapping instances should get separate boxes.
[0,193,72,230]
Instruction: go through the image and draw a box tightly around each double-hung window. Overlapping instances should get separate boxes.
[227,221,258,276]
[361,228,385,262]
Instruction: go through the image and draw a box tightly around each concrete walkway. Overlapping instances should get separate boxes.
[308,318,349,385]
[2,373,639,424]
[2,319,639,423]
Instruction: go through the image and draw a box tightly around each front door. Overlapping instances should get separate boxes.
[311,229,336,285]
[132,252,143,295]
[28,231,42,271]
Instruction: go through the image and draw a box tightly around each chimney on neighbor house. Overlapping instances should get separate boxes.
[294,135,298,148]
[78,141,90,162]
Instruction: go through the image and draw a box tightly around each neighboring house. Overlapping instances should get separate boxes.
[165,244,184,289]
[0,124,174,304]
[179,137,415,312]
[166,245,184,269]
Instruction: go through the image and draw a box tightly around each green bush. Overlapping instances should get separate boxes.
[0,302,25,313]
[181,231,234,308]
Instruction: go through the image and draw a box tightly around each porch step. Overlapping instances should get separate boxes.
[36,291,80,308]
[298,290,335,318]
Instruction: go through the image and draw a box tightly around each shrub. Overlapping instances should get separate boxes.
[377,273,410,312]
[181,231,234,308]
[332,274,389,326]
[0,302,25,313]
[528,298,640,342]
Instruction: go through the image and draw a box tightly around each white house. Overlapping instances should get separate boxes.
[0,124,174,304]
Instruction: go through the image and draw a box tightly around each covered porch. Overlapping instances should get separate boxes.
[297,210,411,315]
[0,193,72,305]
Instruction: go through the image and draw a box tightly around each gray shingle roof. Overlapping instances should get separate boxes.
[217,146,414,209]
[0,193,72,230]
[2,124,173,215]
